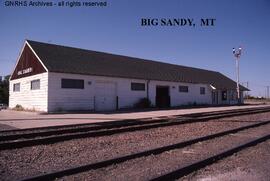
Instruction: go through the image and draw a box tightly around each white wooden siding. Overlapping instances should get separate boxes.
[9,73,48,112]
[47,73,148,112]
[9,72,242,112]
[47,72,213,112]
[148,81,212,106]
[95,82,117,111]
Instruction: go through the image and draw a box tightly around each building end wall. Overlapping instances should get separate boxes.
[9,72,48,112]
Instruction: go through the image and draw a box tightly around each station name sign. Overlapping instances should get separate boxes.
[17,67,33,76]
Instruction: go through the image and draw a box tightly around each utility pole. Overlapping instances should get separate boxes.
[233,46,242,104]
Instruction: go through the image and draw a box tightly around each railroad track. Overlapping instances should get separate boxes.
[182,106,270,118]
[1,106,269,135]
[19,119,270,181]
[1,106,270,150]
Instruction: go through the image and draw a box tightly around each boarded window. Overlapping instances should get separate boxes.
[179,85,188,93]
[61,79,84,89]
[222,91,227,100]
[13,83,20,92]
[131,82,145,91]
[200,87,205,95]
[31,79,40,90]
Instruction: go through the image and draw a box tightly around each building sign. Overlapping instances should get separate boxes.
[17,67,33,76]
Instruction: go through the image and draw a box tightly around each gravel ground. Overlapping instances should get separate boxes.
[181,140,270,181]
[0,112,270,180]
[60,124,270,181]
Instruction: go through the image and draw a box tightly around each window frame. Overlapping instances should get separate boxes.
[131,82,145,91]
[31,79,40,90]
[13,83,20,92]
[61,78,84,89]
[200,87,206,95]
[179,85,189,93]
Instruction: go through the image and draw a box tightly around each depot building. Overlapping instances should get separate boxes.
[9,40,248,112]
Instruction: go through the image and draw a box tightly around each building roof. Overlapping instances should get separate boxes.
[27,40,249,91]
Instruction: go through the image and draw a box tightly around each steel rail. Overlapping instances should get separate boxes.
[19,120,270,181]
[151,134,270,181]
[1,106,269,135]
[1,108,270,150]
[2,107,270,140]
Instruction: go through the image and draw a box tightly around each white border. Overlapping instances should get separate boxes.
[26,40,48,72]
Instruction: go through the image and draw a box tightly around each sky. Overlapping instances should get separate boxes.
[0,0,269,97]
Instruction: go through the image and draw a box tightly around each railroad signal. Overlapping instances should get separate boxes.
[233,46,243,104]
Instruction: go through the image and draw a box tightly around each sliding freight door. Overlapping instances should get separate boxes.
[94,82,117,111]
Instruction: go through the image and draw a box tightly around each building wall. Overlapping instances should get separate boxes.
[9,71,241,113]
[148,81,212,106]
[9,72,48,111]
[216,89,243,105]
[47,72,212,112]
[47,72,148,112]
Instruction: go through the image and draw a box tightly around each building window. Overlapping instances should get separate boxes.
[179,85,188,93]
[131,82,145,91]
[61,78,84,89]
[222,91,227,100]
[31,79,40,90]
[200,87,205,95]
[13,83,20,92]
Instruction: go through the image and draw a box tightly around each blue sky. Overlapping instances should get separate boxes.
[0,0,269,96]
